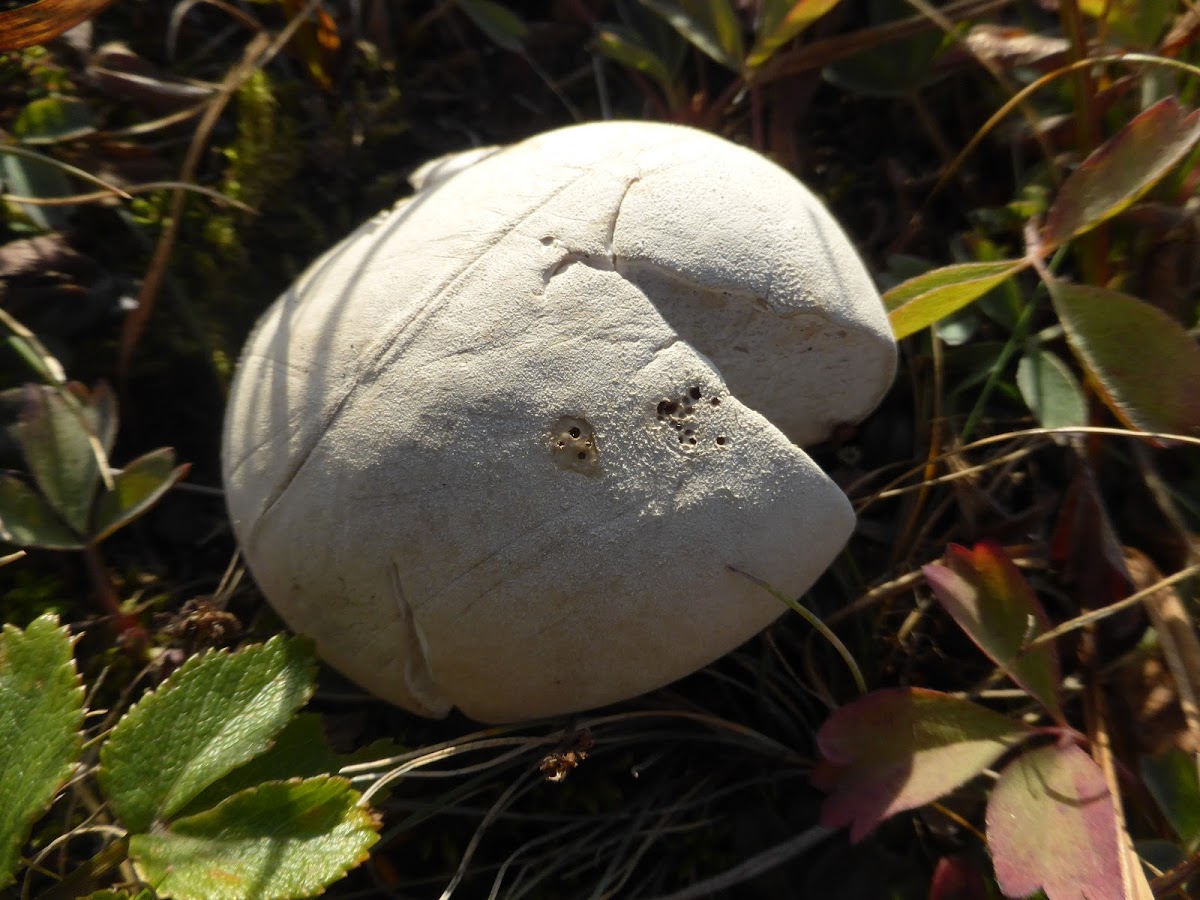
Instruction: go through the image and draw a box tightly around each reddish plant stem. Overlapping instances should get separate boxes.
[83,542,148,653]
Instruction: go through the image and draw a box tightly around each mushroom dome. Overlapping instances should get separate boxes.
[221,120,896,723]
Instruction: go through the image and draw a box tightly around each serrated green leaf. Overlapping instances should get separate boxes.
[1017,348,1088,429]
[746,0,840,70]
[179,713,401,817]
[456,0,527,52]
[129,777,380,900]
[986,743,1123,900]
[642,0,745,70]
[16,384,100,536]
[99,636,316,833]
[884,260,1028,339]
[13,96,96,145]
[812,688,1031,841]
[92,448,189,542]
[0,614,84,888]
[1050,279,1200,435]
[0,473,83,549]
[1042,97,1200,249]
[924,542,1064,723]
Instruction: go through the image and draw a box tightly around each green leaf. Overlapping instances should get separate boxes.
[1016,348,1088,429]
[456,0,527,52]
[12,96,96,145]
[1050,280,1200,435]
[16,384,100,536]
[641,0,745,71]
[595,24,678,105]
[883,259,1028,339]
[822,0,946,97]
[0,474,83,550]
[986,743,1122,900]
[1141,748,1200,851]
[0,147,75,231]
[0,615,84,889]
[812,688,1031,841]
[92,448,189,542]
[924,542,1064,722]
[178,713,401,817]
[84,381,118,459]
[1042,97,1200,249]
[746,0,841,70]
[129,777,380,900]
[99,636,316,833]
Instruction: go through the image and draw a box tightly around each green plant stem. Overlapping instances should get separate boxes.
[726,565,867,695]
[959,301,1034,443]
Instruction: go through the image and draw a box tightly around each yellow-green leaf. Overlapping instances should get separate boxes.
[746,0,841,70]
[884,259,1028,339]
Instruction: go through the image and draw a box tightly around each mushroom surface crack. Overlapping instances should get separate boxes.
[249,168,593,544]
[389,562,449,716]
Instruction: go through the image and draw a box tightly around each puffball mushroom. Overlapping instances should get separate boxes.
[221,121,896,723]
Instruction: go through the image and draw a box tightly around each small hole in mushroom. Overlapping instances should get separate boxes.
[568,427,581,439]
[716,436,726,445]
[710,397,721,406]
[689,386,702,400]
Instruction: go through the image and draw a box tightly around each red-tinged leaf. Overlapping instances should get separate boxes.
[1042,97,1200,249]
[924,542,1064,723]
[0,0,116,51]
[884,260,1028,340]
[1050,279,1200,435]
[746,0,841,70]
[813,688,1031,842]
[986,743,1122,900]
[929,855,989,900]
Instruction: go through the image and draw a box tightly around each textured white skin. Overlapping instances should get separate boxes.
[221,121,896,723]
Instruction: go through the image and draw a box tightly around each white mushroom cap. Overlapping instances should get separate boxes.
[221,121,896,723]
